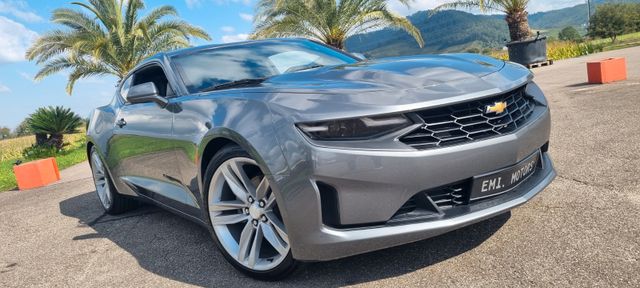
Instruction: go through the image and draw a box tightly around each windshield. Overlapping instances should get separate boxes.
[171,40,358,93]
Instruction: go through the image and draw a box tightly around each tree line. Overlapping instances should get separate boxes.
[588,3,640,42]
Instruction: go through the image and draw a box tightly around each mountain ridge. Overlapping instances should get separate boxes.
[346,1,638,57]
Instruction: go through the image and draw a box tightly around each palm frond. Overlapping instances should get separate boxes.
[252,0,423,49]
[28,0,211,94]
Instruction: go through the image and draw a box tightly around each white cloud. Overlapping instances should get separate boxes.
[0,16,38,63]
[239,13,253,22]
[221,26,235,33]
[185,0,201,9]
[389,0,585,15]
[0,83,10,93]
[0,0,43,22]
[221,33,249,43]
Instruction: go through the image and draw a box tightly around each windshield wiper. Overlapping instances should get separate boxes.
[200,78,267,92]
[285,64,324,73]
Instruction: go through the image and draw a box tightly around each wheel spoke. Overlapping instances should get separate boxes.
[95,178,106,187]
[266,212,289,244]
[261,222,288,255]
[265,191,276,209]
[247,224,263,269]
[255,177,269,200]
[104,185,111,203]
[237,221,255,261]
[211,213,248,226]
[209,200,246,212]
[221,165,249,202]
[229,160,256,197]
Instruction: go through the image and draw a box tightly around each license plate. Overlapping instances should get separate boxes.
[470,152,541,200]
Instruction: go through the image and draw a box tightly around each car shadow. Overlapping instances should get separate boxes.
[565,82,598,88]
[60,190,510,287]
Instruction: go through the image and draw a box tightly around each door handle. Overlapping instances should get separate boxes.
[116,118,127,128]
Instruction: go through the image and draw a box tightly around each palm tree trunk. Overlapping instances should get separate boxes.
[505,10,531,42]
[35,133,48,146]
[326,38,345,50]
[48,133,64,150]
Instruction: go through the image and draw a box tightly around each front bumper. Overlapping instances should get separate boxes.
[271,106,555,261]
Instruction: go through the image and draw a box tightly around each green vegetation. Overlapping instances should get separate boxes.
[14,120,31,137]
[588,3,640,43]
[0,133,87,191]
[434,0,532,42]
[490,31,640,61]
[26,0,210,94]
[251,0,423,49]
[346,10,508,57]
[27,106,82,149]
[558,26,582,42]
[0,127,11,139]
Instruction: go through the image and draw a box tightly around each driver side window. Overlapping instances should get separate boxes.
[133,65,174,98]
[121,65,175,102]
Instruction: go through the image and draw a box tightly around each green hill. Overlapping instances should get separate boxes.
[346,0,639,58]
[346,10,509,58]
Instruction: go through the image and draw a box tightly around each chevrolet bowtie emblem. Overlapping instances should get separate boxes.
[485,101,507,114]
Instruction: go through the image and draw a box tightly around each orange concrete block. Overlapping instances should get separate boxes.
[13,157,60,190]
[587,57,627,84]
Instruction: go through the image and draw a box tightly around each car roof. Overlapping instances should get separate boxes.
[141,38,313,65]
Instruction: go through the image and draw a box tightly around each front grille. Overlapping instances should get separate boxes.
[400,87,535,149]
[389,182,470,223]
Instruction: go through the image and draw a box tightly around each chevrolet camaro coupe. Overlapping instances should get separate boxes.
[87,38,556,279]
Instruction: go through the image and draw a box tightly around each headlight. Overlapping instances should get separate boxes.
[297,114,412,140]
[525,82,548,106]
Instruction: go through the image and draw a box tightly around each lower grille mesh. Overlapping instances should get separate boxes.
[426,185,466,209]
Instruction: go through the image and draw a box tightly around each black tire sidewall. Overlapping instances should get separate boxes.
[89,146,135,215]
[202,145,297,280]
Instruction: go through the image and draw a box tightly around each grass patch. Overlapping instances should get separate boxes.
[0,134,88,192]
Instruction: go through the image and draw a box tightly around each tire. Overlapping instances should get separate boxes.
[203,145,297,280]
[89,146,136,215]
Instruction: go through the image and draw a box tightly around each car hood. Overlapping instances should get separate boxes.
[264,53,506,92]
[244,54,532,121]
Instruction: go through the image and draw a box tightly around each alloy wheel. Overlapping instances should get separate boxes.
[91,150,112,210]
[208,157,290,271]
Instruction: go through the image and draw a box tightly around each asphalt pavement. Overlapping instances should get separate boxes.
[1,47,639,287]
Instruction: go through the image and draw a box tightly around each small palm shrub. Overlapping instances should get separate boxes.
[27,106,83,150]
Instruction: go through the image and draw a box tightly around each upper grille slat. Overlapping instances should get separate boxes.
[401,87,536,150]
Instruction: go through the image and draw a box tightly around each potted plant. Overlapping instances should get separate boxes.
[434,0,547,66]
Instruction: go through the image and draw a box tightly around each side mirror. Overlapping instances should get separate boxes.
[351,52,367,61]
[127,82,168,107]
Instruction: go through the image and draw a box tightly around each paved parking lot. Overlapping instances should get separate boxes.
[1,47,639,287]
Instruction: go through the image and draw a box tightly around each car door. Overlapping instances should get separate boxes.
[107,63,191,212]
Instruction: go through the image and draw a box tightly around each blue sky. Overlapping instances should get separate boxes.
[0,0,584,129]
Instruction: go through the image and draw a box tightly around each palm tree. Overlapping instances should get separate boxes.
[26,0,211,94]
[251,0,424,50]
[434,0,531,42]
[27,106,83,150]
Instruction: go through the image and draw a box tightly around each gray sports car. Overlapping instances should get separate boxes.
[87,38,556,280]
